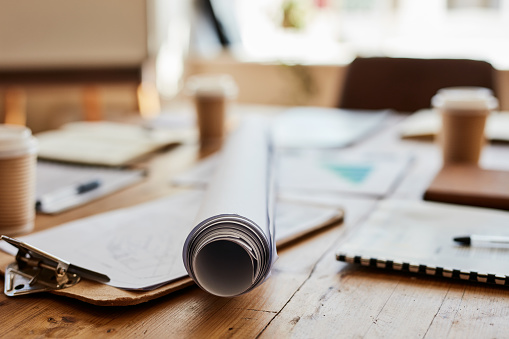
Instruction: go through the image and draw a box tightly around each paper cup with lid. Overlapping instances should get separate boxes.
[0,124,38,235]
[432,87,498,165]
[186,74,238,146]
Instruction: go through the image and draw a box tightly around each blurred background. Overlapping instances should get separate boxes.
[1,0,508,133]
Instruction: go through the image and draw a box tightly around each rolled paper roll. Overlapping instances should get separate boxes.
[183,116,277,297]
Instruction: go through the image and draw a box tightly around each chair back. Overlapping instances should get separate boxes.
[339,57,496,113]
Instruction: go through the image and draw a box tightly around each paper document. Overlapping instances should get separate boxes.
[400,109,509,142]
[272,107,389,148]
[36,161,145,214]
[278,151,411,197]
[173,151,411,198]
[337,200,509,283]
[2,191,201,290]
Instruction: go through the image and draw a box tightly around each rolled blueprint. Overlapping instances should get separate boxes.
[182,116,276,297]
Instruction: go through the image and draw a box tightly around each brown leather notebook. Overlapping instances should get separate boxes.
[424,165,509,210]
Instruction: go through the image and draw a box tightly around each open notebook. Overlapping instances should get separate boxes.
[36,121,196,166]
[337,200,509,286]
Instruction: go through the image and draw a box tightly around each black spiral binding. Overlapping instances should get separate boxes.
[336,253,509,286]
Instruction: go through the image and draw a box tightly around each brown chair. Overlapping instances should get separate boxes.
[338,57,496,113]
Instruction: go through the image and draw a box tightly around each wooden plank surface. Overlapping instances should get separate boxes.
[1,106,509,338]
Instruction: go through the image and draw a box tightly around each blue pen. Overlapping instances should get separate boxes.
[36,179,102,209]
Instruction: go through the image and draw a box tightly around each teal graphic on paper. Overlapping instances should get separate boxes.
[323,163,373,184]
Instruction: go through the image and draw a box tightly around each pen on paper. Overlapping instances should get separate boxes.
[75,180,101,194]
[36,179,102,208]
[453,235,509,246]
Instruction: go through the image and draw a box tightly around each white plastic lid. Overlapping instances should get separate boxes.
[0,124,38,159]
[185,74,238,99]
[432,87,498,113]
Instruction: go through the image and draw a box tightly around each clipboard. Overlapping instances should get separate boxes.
[0,199,343,306]
[0,246,193,306]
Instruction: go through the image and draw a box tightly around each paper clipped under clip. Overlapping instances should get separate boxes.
[1,235,110,296]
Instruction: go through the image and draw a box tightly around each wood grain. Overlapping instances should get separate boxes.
[1,106,509,338]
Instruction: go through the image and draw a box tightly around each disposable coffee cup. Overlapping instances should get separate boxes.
[432,87,498,165]
[186,74,238,146]
[0,125,38,236]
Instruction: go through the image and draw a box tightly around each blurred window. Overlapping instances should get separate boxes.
[199,0,509,68]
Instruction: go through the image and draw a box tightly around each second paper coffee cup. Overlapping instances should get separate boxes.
[186,74,238,146]
[432,87,498,165]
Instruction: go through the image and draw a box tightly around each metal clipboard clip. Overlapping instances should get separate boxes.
[1,235,110,296]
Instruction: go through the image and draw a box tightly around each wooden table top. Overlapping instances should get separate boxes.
[2,105,509,338]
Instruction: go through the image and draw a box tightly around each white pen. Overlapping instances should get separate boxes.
[453,235,509,246]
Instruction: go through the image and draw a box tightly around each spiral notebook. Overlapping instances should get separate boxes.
[336,200,509,286]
